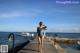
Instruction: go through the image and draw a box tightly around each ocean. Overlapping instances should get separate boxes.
[46,32,80,39]
[0,32,36,50]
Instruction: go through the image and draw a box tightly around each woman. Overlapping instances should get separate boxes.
[37,21,47,52]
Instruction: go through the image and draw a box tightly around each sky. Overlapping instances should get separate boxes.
[0,0,80,32]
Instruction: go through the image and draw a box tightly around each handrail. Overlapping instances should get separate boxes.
[8,33,15,53]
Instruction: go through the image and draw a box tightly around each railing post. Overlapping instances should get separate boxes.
[8,33,15,53]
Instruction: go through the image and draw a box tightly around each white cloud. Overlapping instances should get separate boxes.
[0,13,20,18]
[48,24,80,33]
[0,12,37,18]
[0,9,43,18]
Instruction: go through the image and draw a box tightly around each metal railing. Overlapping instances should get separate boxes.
[8,33,15,53]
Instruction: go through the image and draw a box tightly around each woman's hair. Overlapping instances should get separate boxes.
[39,21,43,26]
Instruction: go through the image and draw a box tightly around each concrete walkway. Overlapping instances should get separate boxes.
[18,37,58,53]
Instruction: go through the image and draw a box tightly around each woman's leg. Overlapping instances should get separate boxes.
[38,36,41,51]
[41,36,43,48]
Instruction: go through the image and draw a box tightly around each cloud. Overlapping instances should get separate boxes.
[48,24,80,32]
[0,9,43,18]
[48,27,80,33]
[0,13,20,18]
[0,12,37,18]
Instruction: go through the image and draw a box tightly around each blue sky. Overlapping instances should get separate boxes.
[0,0,80,32]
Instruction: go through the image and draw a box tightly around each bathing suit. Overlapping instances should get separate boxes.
[37,27,43,38]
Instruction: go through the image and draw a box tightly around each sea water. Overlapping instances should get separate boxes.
[0,32,36,50]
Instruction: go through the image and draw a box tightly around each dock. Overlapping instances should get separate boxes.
[7,33,80,53]
[18,37,58,53]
